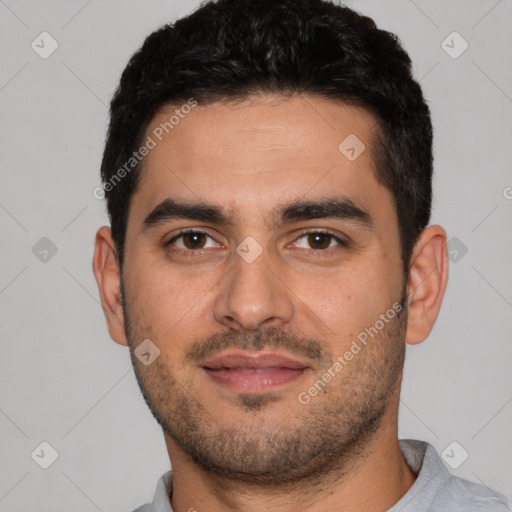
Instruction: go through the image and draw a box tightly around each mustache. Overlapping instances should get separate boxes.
[184,327,331,367]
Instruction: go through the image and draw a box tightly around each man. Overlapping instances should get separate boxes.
[92,0,511,510]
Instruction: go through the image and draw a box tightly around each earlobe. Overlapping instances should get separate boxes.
[404,225,449,346]
[92,226,128,346]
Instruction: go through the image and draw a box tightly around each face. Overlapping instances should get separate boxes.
[120,94,408,484]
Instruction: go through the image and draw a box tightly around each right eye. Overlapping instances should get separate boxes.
[165,230,220,253]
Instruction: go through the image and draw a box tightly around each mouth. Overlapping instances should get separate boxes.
[200,351,310,392]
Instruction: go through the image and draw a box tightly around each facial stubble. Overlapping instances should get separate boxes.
[121,278,408,487]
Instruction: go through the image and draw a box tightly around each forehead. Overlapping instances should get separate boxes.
[129,94,394,228]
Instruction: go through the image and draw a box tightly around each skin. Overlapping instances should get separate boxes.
[93,93,448,512]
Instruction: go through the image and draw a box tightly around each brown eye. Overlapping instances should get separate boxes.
[294,231,346,251]
[166,231,217,251]
[307,233,332,250]
[181,232,207,249]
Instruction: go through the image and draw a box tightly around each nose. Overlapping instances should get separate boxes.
[212,246,294,331]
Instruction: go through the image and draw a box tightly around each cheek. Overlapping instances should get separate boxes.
[125,255,217,341]
[311,261,399,346]
[315,286,375,345]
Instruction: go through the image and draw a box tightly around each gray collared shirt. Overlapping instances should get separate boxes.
[133,439,512,511]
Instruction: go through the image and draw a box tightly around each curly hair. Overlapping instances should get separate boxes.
[100,0,433,278]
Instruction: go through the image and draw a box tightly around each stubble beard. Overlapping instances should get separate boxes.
[122,280,408,487]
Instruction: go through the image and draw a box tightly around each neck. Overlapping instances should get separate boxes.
[164,419,416,512]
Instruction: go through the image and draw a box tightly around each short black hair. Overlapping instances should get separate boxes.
[100,0,433,278]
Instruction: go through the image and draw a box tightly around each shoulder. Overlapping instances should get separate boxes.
[397,440,511,512]
[130,470,174,512]
[434,473,512,511]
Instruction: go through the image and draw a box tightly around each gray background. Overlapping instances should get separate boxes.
[0,0,511,510]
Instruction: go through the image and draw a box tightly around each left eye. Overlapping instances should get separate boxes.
[293,232,345,250]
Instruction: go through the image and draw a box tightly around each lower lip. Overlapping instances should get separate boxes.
[203,367,307,392]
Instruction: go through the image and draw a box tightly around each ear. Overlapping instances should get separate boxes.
[92,226,128,346]
[405,225,449,345]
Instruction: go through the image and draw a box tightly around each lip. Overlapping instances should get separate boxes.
[200,351,310,392]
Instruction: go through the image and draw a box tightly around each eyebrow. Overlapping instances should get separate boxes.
[279,197,373,230]
[141,196,373,232]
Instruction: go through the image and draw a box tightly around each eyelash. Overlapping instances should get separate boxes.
[164,228,349,258]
